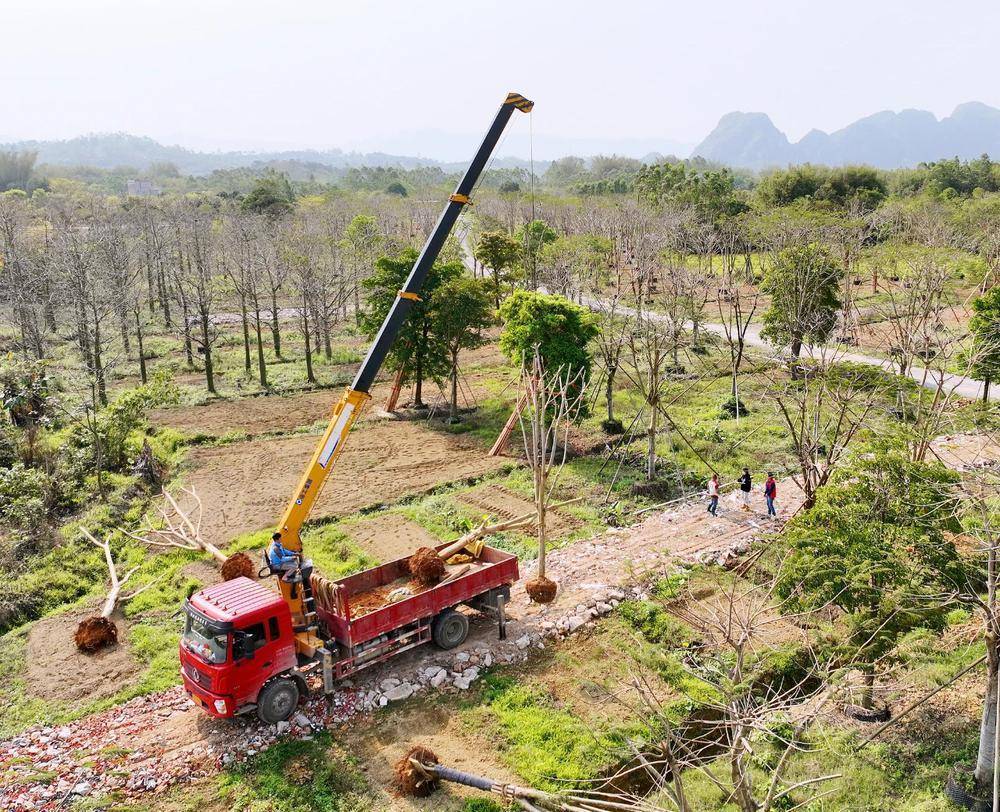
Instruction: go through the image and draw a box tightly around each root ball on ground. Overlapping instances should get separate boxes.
[394,745,440,797]
[526,576,557,604]
[74,616,119,653]
[221,552,255,581]
[409,547,445,586]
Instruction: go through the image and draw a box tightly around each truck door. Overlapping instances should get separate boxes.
[232,621,271,706]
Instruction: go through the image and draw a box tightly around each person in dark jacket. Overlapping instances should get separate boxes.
[738,467,752,510]
[764,473,777,517]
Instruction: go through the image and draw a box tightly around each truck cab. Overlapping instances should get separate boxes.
[179,577,300,722]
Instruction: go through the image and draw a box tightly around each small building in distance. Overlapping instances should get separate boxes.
[125,179,162,197]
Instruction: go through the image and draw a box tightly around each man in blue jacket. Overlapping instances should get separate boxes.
[267,532,301,582]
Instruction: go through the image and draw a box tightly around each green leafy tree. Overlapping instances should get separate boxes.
[475,230,522,307]
[635,161,749,222]
[969,285,1000,401]
[241,173,294,217]
[778,448,962,709]
[359,249,461,407]
[761,242,843,362]
[429,277,494,421]
[516,219,557,289]
[385,181,407,197]
[499,291,598,403]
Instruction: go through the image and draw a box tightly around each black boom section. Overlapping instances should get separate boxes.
[350,92,533,395]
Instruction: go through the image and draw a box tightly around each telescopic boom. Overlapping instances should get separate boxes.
[276,92,534,553]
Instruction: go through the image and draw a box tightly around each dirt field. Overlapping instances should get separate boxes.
[25,608,141,704]
[181,420,510,548]
[344,513,443,562]
[350,701,520,811]
[455,484,580,537]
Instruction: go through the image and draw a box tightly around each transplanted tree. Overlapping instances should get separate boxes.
[969,285,1000,402]
[360,249,461,408]
[498,290,598,398]
[778,447,963,711]
[475,230,522,307]
[516,219,557,289]
[429,276,494,421]
[760,242,843,368]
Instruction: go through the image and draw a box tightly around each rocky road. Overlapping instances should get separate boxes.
[0,487,797,811]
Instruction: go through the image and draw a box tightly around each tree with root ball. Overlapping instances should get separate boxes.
[518,349,586,604]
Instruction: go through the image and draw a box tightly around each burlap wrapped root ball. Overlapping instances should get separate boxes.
[394,746,440,797]
[409,547,445,586]
[221,552,256,581]
[525,576,557,604]
[74,616,119,652]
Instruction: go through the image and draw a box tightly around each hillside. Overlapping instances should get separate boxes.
[693,101,1000,170]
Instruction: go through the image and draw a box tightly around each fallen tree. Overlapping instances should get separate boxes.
[124,486,255,581]
[75,528,154,652]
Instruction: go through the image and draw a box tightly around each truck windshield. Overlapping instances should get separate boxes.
[183,612,229,664]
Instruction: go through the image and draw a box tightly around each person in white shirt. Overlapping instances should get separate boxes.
[707,473,720,516]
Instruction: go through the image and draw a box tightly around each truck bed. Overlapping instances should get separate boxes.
[316,542,518,649]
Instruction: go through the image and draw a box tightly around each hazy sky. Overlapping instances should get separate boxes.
[4,0,999,159]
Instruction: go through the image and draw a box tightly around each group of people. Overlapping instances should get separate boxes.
[706,468,778,518]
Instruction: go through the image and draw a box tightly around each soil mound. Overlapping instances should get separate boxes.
[74,616,118,652]
[220,552,255,581]
[27,609,141,704]
[409,547,445,586]
[394,745,440,797]
[525,576,557,604]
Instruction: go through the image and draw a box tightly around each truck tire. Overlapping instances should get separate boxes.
[256,677,299,724]
[432,608,469,650]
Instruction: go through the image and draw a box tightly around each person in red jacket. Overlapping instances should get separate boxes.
[764,473,777,517]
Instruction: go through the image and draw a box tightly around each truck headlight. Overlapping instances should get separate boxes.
[214,699,228,714]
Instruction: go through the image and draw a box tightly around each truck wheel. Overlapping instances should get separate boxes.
[256,677,299,724]
[432,608,469,650]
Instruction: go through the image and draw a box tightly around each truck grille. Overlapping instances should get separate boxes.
[185,662,208,687]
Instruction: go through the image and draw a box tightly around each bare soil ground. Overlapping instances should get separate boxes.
[352,702,520,811]
[181,420,510,548]
[454,484,580,538]
[930,432,1000,471]
[25,608,141,704]
[150,386,351,437]
[344,513,443,562]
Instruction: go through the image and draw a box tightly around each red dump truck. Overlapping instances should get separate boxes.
[179,544,517,722]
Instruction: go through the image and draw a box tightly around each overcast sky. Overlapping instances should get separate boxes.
[3,0,998,160]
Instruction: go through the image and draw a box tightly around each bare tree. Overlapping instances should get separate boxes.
[518,349,586,603]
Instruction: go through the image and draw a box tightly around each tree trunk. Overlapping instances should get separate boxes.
[200,309,215,394]
[605,363,616,422]
[859,668,875,711]
[270,290,282,357]
[120,312,131,357]
[975,641,999,786]
[646,403,658,481]
[984,377,992,404]
[135,310,147,385]
[302,297,315,384]
[449,350,459,421]
[253,306,268,388]
[158,264,172,327]
[240,295,252,374]
[536,467,547,580]
[92,310,108,407]
[179,289,193,367]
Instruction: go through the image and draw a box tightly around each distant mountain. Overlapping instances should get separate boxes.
[0,133,506,176]
[0,133,555,176]
[693,102,1000,170]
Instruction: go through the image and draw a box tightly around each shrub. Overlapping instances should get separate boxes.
[618,600,696,647]
[0,462,51,532]
[718,396,750,419]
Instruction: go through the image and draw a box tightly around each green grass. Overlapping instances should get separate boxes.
[473,673,630,790]
[228,524,376,580]
[218,734,375,812]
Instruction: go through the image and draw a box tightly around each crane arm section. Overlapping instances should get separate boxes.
[276,92,533,552]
